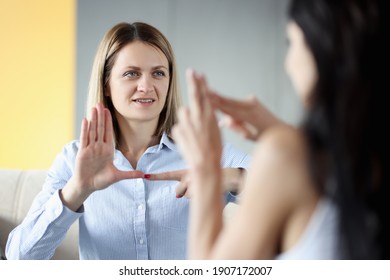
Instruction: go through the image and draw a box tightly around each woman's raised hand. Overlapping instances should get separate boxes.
[172,69,222,185]
[208,93,284,141]
[75,103,144,192]
[61,103,143,211]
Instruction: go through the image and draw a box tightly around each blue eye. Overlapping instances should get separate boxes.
[123,71,139,78]
[153,70,166,77]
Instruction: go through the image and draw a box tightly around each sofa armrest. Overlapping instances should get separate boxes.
[0,242,5,260]
[0,169,79,259]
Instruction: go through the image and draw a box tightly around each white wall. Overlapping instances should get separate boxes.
[76,0,302,153]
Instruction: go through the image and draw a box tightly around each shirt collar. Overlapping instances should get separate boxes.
[113,132,178,166]
[158,132,178,152]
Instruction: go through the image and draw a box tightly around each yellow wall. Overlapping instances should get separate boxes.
[0,0,75,169]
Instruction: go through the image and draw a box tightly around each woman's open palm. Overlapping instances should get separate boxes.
[74,103,143,193]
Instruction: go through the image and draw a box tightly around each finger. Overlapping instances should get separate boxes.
[175,108,199,153]
[173,107,203,166]
[79,118,88,149]
[88,107,97,143]
[104,108,114,145]
[181,175,192,198]
[186,69,203,121]
[144,170,187,181]
[195,72,215,127]
[126,170,145,178]
[97,103,105,143]
[116,170,144,181]
[208,92,253,120]
[221,116,258,140]
[196,72,208,108]
[182,189,191,199]
[175,181,188,198]
[197,73,212,116]
[172,125,184,148]
[236,123,258,141]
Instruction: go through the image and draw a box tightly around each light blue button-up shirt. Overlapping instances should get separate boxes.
[6,133,250,260]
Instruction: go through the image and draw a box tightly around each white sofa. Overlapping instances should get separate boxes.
[0,169,79,259]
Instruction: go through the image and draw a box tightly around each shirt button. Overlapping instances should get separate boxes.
[136,178,142,184]
[139,239,144,245]
[138,204,144,211]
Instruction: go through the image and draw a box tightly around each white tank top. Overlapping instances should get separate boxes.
[276,198,341,259]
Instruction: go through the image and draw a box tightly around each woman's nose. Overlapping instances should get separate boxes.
[137,76,154,93]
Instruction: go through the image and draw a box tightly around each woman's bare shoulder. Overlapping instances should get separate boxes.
[257,125,306,161]
[252,125,316,199]
[220,125,318,258]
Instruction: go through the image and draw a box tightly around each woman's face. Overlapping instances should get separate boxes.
[285,21,317,104]
[108,41,170,125]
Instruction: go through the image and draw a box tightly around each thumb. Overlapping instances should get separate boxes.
[175,181,188,198]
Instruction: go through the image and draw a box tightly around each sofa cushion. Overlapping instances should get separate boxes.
[0,169,79,259]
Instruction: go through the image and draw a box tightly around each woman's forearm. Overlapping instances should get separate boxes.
[188,169,223,259]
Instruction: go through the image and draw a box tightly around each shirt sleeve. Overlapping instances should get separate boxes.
[5,142,83,260]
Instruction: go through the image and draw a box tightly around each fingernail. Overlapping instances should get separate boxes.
[144,174,151,179]
[176,194,183,199]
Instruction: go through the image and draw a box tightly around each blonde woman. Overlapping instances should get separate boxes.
[6,22,250,260]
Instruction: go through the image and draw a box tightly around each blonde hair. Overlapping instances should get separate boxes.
[86,22,181,146]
